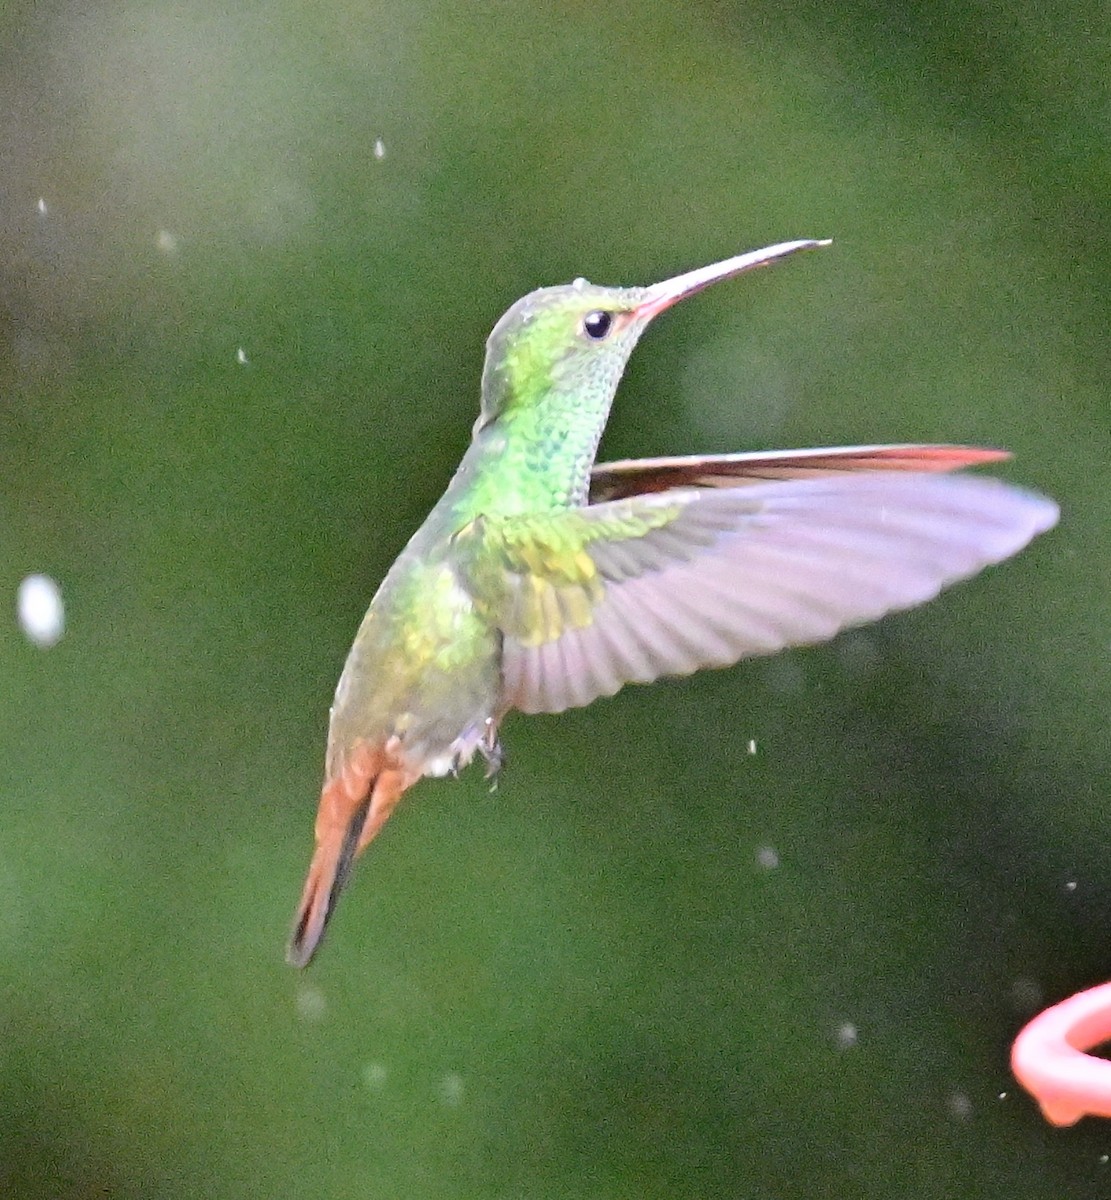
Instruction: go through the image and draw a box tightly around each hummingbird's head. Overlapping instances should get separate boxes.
[474,239,830,435]
[475,280,651,434]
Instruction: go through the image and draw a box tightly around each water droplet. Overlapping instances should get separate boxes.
[835,1021,858,1049]
[836,632,881,673]
[373,137,386,160]
[1065,880,1078,893]
[295,982,327,1023]
[18,574,64,647]
[236,347,249,366]
[362,1062,388,1090]
[36,197,47,216]
[156,229,179,254]
[763,654,805,695]
[1010,976,1043,1013]
[746,738,757,755]
[755,846,779,871]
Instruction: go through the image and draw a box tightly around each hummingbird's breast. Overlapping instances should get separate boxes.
[324,535,502,782]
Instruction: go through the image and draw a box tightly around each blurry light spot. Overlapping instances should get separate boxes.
[438,1072,465,1106]
[1065,880,1078,893]
[36,197,47,215]
[756,846,779,871]
[362,1062,388,1091]
[236,347,249,365]
[1100,1155,1109,1165]
[156,229,179,254]
[1011,976,1044,1014]
[763,654,805,696]
[998,1091,1009,1101]
[836,632,881,673]
[835,1021,858,1049]
[295,982,327,1023]
[18,574,64,647]
[747,738,757,755]
[572,277,587,291]
[373,137,386,160]
[947,1091,973,1120]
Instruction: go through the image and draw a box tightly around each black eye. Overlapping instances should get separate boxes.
[581,310,613,340]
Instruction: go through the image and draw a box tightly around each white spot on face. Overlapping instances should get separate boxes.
[18,574,64,647]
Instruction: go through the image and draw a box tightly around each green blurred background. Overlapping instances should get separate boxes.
[1,1,1107,1196]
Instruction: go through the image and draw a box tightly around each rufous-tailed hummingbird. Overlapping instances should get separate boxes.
[287,239,1057,967]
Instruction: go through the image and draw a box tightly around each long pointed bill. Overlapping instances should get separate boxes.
[634,239,831,321]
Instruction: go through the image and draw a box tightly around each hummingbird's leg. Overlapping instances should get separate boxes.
[479,717,505,785]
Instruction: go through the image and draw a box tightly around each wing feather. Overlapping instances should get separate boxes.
[589,443,1012,502]
[488,471,1057,714]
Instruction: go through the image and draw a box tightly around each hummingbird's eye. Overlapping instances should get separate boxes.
[581,310,613,340]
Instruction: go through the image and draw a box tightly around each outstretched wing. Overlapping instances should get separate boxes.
[459,466,1058,715]
[589,444,1011,501]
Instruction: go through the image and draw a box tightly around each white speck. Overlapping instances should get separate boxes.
[236,347,249,365]
[1099,1154,1109,1165]
[36,197,47,216]
[18,574,64,647]
[373,137,386,160]
[438,1072,465,1106]
[295,982,327,1023]
[997,1091,1008,1101]
[947,1091,973,1120]
[156,229,179,254]
[1065,880,1078,893]
[362,1062,388,1091]
[572,277,587,291]
[746,738,757,755]
[835,1022,858,1049]
[755,846,779,871]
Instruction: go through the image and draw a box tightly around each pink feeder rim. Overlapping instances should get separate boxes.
[1012,982,1111,1126]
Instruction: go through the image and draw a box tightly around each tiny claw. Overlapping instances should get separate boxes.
[479,718,505,782]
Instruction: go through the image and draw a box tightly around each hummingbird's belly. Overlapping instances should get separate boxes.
[325,555,501,779]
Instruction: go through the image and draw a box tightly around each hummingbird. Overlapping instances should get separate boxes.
[287,238,1058,967]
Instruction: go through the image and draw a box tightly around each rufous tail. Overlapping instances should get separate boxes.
[286,741,414,968]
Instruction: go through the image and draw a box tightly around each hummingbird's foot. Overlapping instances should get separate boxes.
[479,718,505,786]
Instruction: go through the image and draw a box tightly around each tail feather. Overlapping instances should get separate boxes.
[286,741,414,968]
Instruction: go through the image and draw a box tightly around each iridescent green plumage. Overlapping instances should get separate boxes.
[287,240,1058,967]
